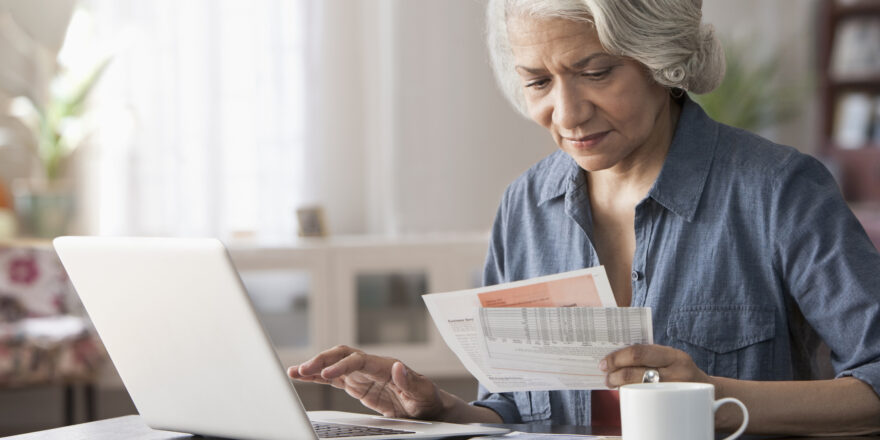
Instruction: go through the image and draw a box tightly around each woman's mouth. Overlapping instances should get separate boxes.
[564,131,609,150]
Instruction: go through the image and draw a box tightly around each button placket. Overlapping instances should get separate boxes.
[630,201,652,307]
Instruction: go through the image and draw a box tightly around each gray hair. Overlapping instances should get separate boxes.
[486,0,726,116]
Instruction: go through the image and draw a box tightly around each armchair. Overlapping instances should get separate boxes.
[0,242,105,425]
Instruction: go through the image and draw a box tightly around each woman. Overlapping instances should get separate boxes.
[289,0,880,435]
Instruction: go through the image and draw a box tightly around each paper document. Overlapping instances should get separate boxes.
[423,266,653,393]
[479,307,652,389]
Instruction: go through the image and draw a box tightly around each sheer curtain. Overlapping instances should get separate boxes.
[83,0,318,241]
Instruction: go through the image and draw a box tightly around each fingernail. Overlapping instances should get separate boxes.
[599,359,607,372]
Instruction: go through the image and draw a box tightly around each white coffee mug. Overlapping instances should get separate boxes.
[620,382,748,440]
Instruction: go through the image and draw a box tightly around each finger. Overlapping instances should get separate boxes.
[288,365,324,382]
[389,361,431,397]
[390,361,442,418]
[601,344,677,372]
[321,351,395,380]
[298,345,361,376]
[605,366,667,388]
[288,365,319,379]
[291,374,334,385]
[289,373,334,386]
[390,361,409,390]
[288,365,329,383]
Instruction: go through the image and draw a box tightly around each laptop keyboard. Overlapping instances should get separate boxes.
[312,421,416,438]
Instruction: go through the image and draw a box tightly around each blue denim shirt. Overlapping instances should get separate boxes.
[471,97,880,425]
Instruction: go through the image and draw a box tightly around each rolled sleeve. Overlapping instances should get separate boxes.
[471,383,522,424]
[773,154,880,397]
[838,362,880,398]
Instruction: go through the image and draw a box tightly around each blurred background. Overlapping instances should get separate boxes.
[0,0,878,435]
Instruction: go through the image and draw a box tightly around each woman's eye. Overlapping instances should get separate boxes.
[525,79,550,90]
[582,67,613,80]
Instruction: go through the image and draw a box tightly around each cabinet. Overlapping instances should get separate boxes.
[818,0,880,202]
[87,235,490,391]
[227,235,489,378]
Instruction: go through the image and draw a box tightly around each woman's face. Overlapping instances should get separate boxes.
[508,16,673,172]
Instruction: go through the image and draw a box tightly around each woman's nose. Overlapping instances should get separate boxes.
[552,81,593,130]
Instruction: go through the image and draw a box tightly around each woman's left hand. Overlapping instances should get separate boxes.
[599,344,711,388]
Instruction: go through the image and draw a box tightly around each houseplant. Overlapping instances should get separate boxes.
[693,38,807,134]
[10,58,109,238]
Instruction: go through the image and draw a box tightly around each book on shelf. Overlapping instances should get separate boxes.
[834,92,875,149]
[830,17,880,80]
[872,96,880,145]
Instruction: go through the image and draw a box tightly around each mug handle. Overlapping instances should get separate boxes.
[713,397,749,440]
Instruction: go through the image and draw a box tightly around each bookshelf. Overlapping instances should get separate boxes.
[819,0,880,202]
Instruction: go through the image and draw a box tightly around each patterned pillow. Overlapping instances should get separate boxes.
[0,246,72,317]
[0,246,105,386]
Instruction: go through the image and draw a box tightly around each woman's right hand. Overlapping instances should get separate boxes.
[287,345,446,420]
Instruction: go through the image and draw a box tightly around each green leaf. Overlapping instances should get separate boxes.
[35,56,112,181]
[692,38,809,133]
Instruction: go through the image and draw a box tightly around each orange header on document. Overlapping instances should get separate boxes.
[477,273,602,308]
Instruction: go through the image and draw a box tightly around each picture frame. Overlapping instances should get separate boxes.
[295,206,327,238]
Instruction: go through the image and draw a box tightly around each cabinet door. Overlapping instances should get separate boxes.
[228,247,332,366]
[330,239,487,377]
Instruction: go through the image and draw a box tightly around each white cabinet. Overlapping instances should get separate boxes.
[227,246,333,369]
[227,234,489,378]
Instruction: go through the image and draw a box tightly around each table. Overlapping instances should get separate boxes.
[3,415,877,439]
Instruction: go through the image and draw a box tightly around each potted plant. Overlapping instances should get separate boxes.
[0,3,110,239]
[9,57,108,238]
[693,38,807,134]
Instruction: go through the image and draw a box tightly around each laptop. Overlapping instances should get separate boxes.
[53,236,509,440]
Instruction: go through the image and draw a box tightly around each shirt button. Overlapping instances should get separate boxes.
[631,270,642,281]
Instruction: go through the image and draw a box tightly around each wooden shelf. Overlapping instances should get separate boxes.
[829,76,880,90]
[829,143,880,150]
[831,0,880,21]
[828,147,880,202]
[850,201,880,250]
[819,0,880,202]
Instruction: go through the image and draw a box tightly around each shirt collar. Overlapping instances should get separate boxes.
[537,96,718,221]
[647,96,718,222]
[538,150,583,205]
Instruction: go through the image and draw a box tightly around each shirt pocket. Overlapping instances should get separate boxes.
[513,391,551,422]
[666,305,775,378]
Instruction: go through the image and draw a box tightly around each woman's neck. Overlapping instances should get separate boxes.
[588,97,682,207]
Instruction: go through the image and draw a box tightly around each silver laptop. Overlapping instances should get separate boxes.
[53,236,508,440]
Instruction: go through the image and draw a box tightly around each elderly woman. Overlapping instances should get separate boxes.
[288,0,880,435]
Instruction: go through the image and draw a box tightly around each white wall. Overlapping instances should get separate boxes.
[0,0,823,237]
[317,0,821,236]
[316,0,552,236]
[701,0,820,152]
[392,1,552,234]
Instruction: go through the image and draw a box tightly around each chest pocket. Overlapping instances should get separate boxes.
[666,305,775,379]
[513,391,551,422]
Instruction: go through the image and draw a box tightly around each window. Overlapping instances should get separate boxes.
[78,0,318,240]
